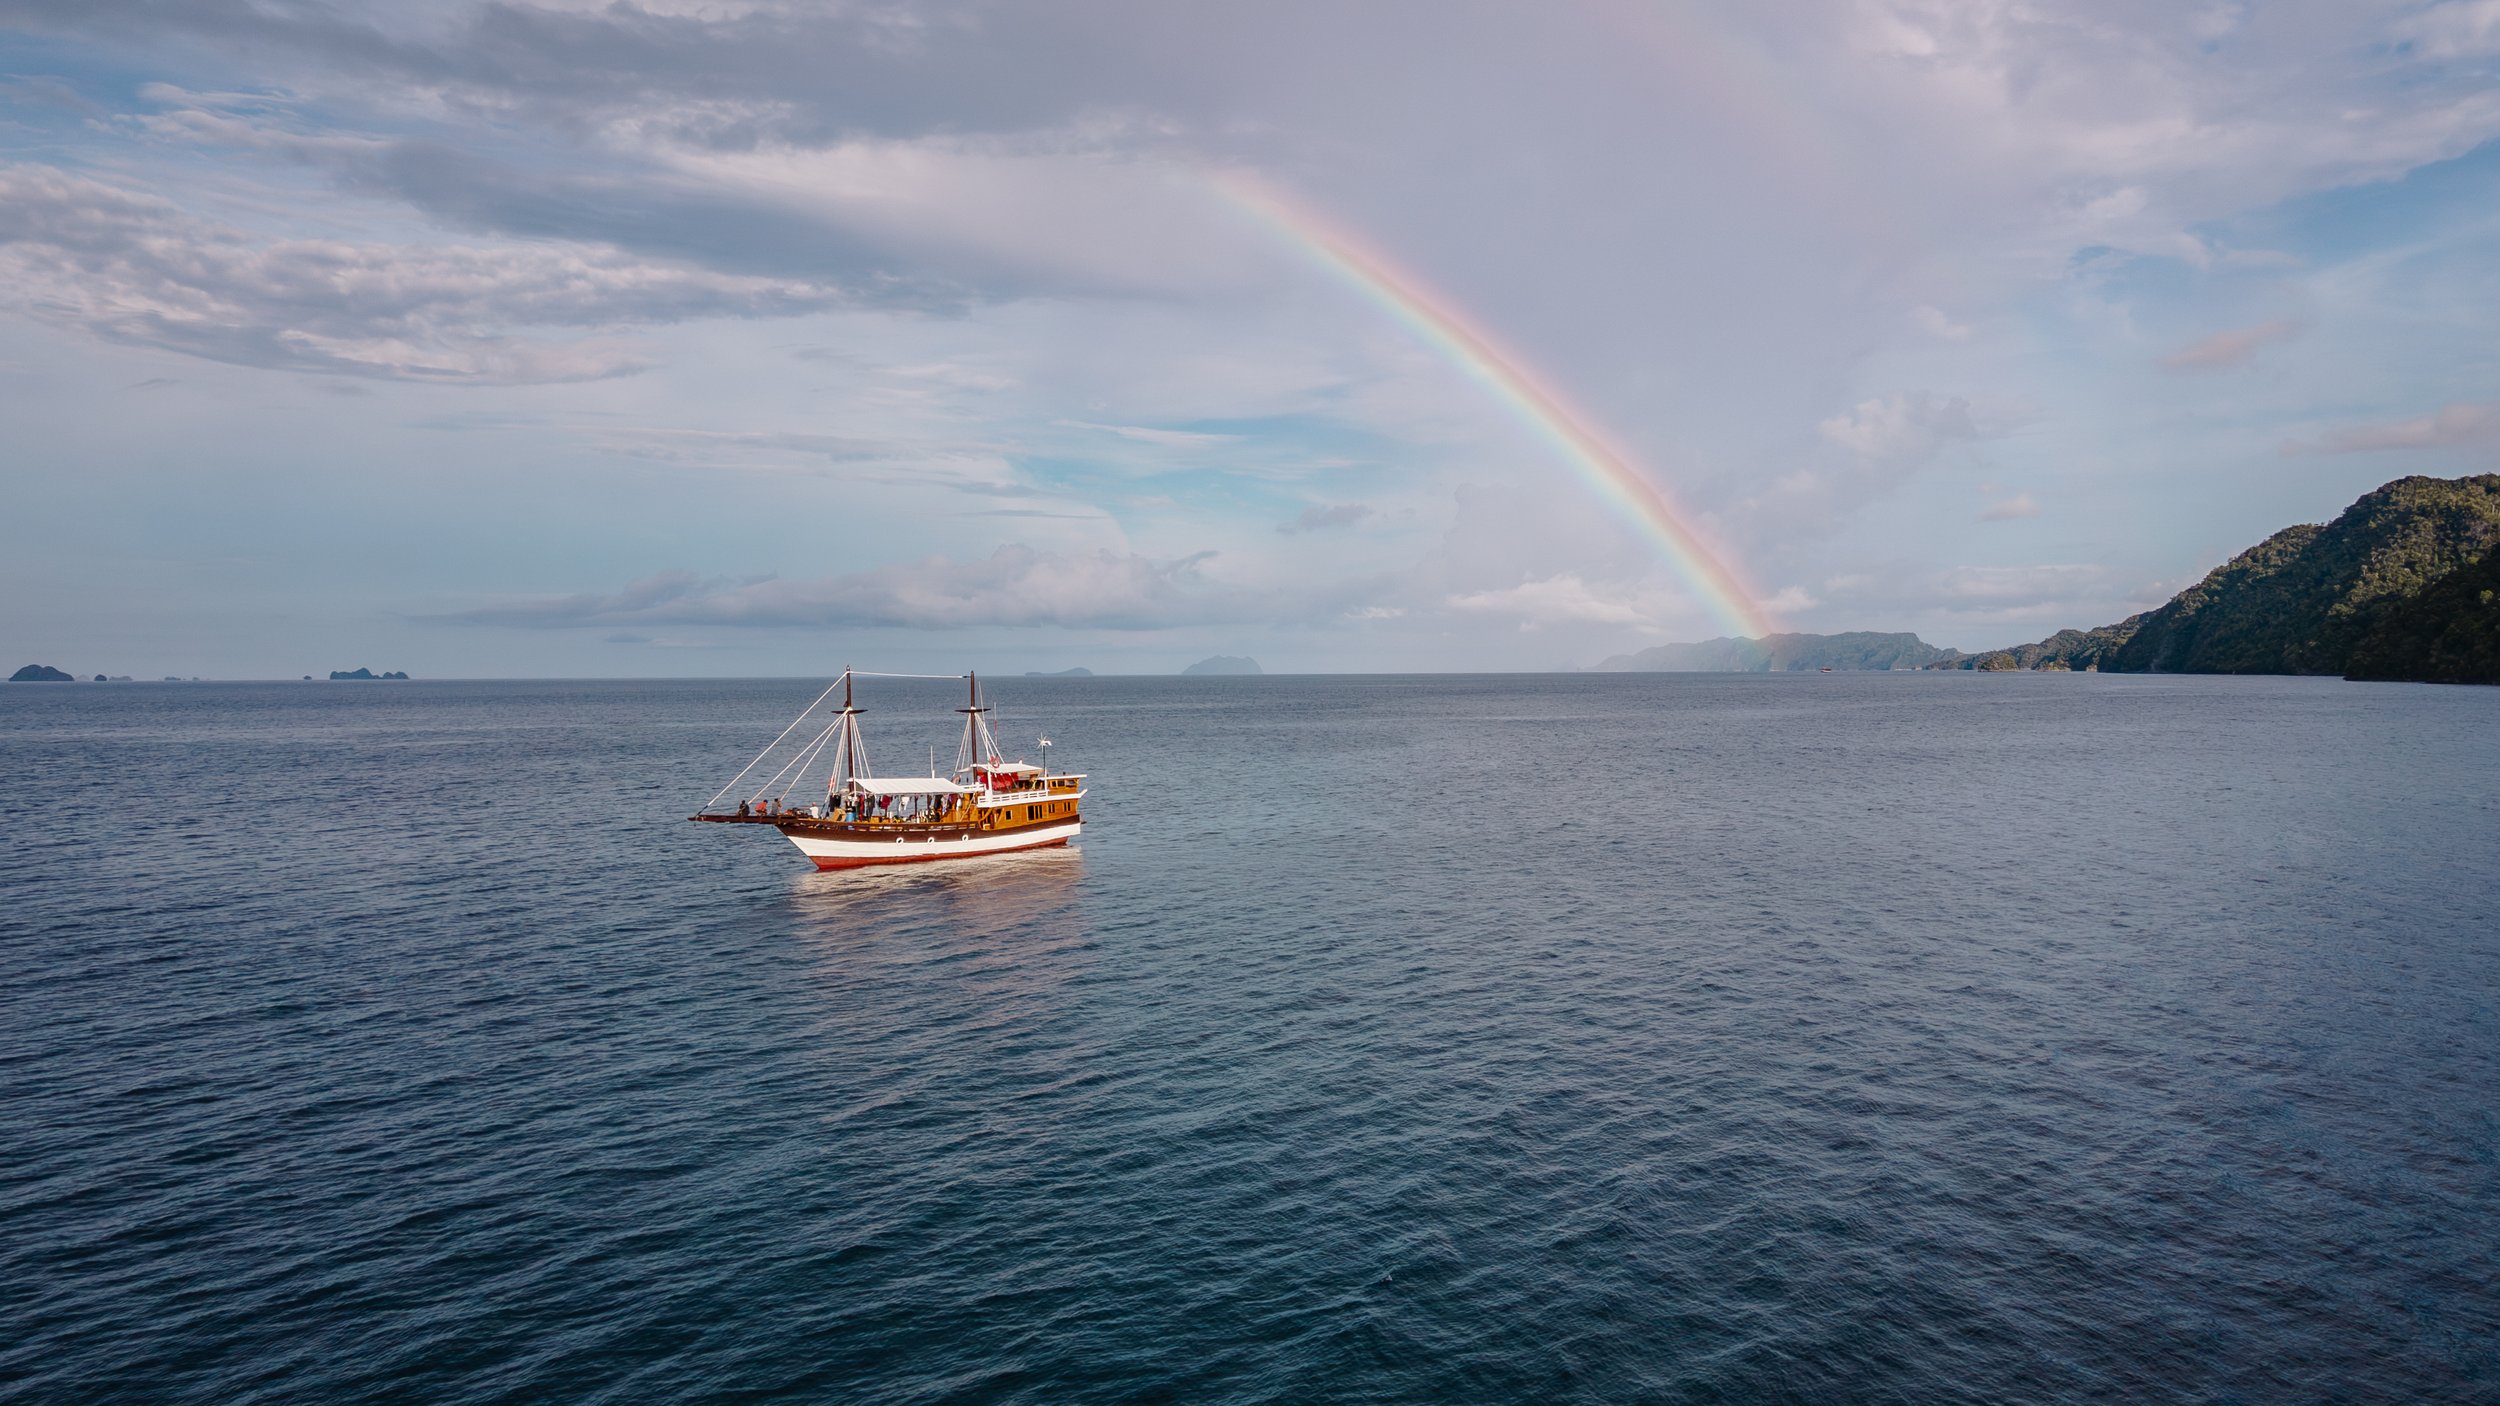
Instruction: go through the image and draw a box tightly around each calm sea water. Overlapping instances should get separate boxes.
[4,673,2496,1404]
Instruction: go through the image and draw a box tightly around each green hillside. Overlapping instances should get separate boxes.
[1924,616,2148,673]
[2343,546,2500,684]
[1934,474,2500,684]
[2106,475,2500,674]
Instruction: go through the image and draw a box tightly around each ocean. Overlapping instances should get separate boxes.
[4,673,2495,1403]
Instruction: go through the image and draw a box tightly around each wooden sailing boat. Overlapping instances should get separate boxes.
[691,671,1084,869]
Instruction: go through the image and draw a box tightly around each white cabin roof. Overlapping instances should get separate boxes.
[976,761,1045,776]
[843,776,972,795]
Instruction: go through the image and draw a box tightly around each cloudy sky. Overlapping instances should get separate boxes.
[5,0,2500,676]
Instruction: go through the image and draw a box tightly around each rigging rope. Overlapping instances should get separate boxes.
[701,677,843,811]
[700,670,979,811]
[775,716,847,804]
[750,717,844,806]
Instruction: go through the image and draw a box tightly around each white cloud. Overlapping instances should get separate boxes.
[1729,391,2029,543]
[1913,305,1973,339]
[642,137,1258,298]
[445,546,1258,631]
[1980,493,2041,520]
[1830,0,2500,269]
[2163,318,2300,369]
[1277,503,1374,535]
[2288,400,2500,453]
[1819,391,1979,464]
[1446,574,1658,629]
[0,163,845,383]
[2393,0,2500,57]
[584,427,1027,494]
[1937,563,2106,607]
[1057,420,1243,447]
[1762,584,1819,612]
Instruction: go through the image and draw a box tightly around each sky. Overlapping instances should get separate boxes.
[5,0,2500,677]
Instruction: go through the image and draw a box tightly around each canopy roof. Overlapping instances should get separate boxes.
[975,761,1045,776]
[843,776,972,795]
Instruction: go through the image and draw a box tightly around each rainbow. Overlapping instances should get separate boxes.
[1212,169,1778,641]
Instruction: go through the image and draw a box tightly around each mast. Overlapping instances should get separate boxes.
[827,668,873,802]
[953,670,1003,776]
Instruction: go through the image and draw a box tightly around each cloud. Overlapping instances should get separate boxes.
[1738,389,2022,535]
[1057,419,1243,447]
[1277,502,1373,534]
[121,82,1254,304]
[1980,493,2041,521]
[2394,0,2500,58]
[1912,305,1972,339]
[1762,584,1818,612]
[1936,563,2107,608]
[1830,0,2500,267]
[1446,574,1657,629]
[2163,318,2299,369]
[0,74,107,117]
[1819,392,1980,465]
[441,545,1256,630]
[2288,401,2500,453]
[29,1,1174,149]
[583,427,1027,494]
[0,163,848,382]
[24,0,2500,302]
[1726,391,2020,542]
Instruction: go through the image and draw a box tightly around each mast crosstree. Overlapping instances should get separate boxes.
[953,671,1006,777]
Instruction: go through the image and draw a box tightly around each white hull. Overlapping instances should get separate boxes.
[784,820,1082,869]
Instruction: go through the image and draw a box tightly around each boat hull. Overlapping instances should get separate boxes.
[780,819,1082,869]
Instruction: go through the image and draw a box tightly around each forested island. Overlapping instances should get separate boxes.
[1925,474,2499,683]
[1592,475,2498,685]
[329,668,411,680]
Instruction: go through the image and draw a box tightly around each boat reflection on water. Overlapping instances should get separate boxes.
[783,844,1091,994]
[780,847,1098,1115]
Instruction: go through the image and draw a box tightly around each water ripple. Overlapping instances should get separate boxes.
[2,674,2496,1403]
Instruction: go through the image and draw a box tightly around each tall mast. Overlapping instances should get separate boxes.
[953,670,1001,775]
[828,667,872,797]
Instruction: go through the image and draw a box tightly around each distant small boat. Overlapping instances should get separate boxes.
[691,671,1084,870]
[1820,666,1833,672]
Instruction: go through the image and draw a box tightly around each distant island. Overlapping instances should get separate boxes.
[329,668,411,680]
[1594,631,1952,672]
[10,664,73,682]
[1182,655,1262,676]
[1923,474,2498,683]
[1024,667,1094,677]
[1590,474,2498,686]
